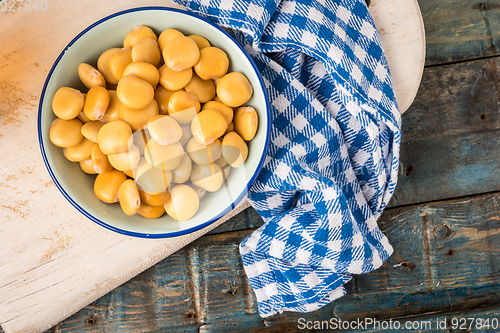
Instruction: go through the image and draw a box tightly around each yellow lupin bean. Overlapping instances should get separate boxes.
[158,29,184,52]
[49,118,84,148]
[79,158,97,174]
[202,100,233,125]
[184,74,215,103]
[123,62,160,89]
[108,145,141,172]
[234,106,259,141]
[94,170,127,203]
[191,109,227,145]
[147,115,182,145]
[97,120,132,155]
[190,163,224,192]
[109,47,133,81]
[222,131,248,168]
[188,35,211,50]
[52,87,85,120]
[98,48,120,85]
[139,190,170,206]
[194,47,229,80]
[91,144,114,174]
[64,138,94,162]
[186,138,222,166]
[159,65,192,91]
[137,203,166,219]
[154,85,179,115]
[81,121,105,143]
[131,38,161,67]
[144,140,184,171]
[164,184,200,221]
[120,99,159,131]
[102,90,121,122]
[216,72,253,107]
[117,75,155,109]
[135,162,172,194]
[163,36,200,71]
[123,25,157,48]
[179,125,192,146]
[83,86,110,121]
[171,153,192,183]
[167,91,200,125]
[118,179,141,216]
[78,63,106,89]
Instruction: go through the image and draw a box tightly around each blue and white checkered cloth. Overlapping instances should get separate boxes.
[175,0,402,317]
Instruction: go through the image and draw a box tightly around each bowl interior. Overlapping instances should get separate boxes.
[39,7,269,237]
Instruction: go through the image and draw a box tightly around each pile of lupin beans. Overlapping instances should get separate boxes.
[49,25,259,221]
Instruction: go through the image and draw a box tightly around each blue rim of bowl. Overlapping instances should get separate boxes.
[37,6,271,239]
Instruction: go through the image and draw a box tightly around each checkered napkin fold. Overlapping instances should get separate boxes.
[174,0,402,317]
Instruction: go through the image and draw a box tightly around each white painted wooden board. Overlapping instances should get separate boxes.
[371,0,426,113]
[0,1,425,332]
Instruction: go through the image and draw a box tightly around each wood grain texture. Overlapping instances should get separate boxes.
[389,56,500,207]
[400,57,500,143]
[421,0,500,66]
[370,0,425,113]
[40,192,500,332]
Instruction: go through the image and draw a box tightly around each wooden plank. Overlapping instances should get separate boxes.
[401,57,500,143]
[45,192,500,332]
[369,0,425,113]
[388,56,500,207]
[390,129,500,207]
[421,0,500,66]
[355,305,500,332]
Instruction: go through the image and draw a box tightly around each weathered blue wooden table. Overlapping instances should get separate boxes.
[12,0,500,331]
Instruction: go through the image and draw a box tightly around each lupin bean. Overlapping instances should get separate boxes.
[147,115,182,145]
[234,106,258,141]
[49,118,84,148]
[164,184,200,221]
[109,47,133,81]
[117,75,154,109]
[194,47,229,80]
[52,87,85,120]
[78,63,106,89]
[118,179,141,216]
[123,25,157,48]
[216,72,253,107]
[83,86,110,121]
[163,36,200,71]
[191,109,227,145]
[131,38,162,67]
[94,170,127,203]
[97,120,132,155]
[190,163,224,192]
